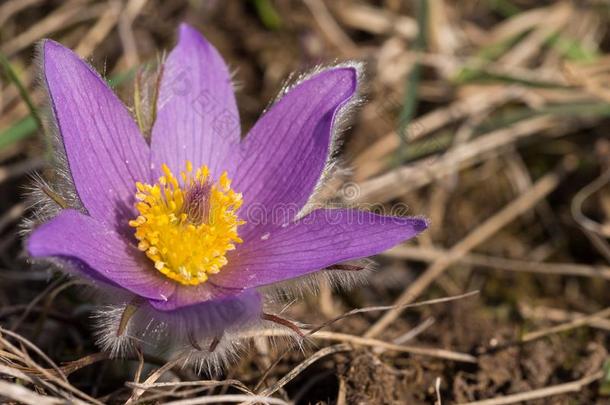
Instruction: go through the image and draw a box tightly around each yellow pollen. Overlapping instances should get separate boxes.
[129,161,244,286]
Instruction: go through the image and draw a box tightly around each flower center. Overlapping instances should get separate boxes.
[129,161,244,286]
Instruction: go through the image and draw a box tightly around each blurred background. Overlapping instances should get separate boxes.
[1,0,610,404]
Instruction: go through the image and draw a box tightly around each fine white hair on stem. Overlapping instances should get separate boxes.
[229,66,244,93]
[91,294,271,374]
[90,288,315,375]
[258,259,375,303]
[92,304,138,358]
[156,321,308,377]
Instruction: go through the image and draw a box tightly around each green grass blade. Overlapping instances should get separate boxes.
[0,116,37,150]
[488,0,522,17]
[0,65,138,150]
[251,0,282,30]
[395,0,428,165]
[0,52,43,131]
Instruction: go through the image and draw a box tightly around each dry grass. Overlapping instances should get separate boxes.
[1,0,610,403]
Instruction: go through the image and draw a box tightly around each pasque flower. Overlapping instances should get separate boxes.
[26,24,427,369]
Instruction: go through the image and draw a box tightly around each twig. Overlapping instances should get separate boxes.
[126,354,189,404]
[259,343,352,397]
[0,327,67,382]
[163,395,290,405]
[309,290,478,336]
[519,303,610,332]
[356,115,554,203]
[435,377,442,405]
[9,277,66,332]
[117,0,149,68]
[354,87,524,180]
[393,317,436,344]
[335,3,416,39]
[127,379,253,396]
[0,158,46,184]
[365,159,574,338]
[1,0,106,57]
[250,291,477,393]
[133,347,145,385]
[303,0,357,54]
[456,370,603,405]
[0,364,34,383]
[58,352,110,376]
[0,203,25,235]
[0,330,102,404]
[572,167,610,238]
[384,245,610,280]
[74,1,121,57]
[306,331,477,363]
[522,307,610,342]
[0,380,68,405]
[336,377,347,405]
[250,328,476,363]
[0,0,44,27]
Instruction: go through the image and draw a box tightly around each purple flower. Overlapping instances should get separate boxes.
[26,24,427,369]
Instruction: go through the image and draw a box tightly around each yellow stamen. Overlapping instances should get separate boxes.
[129,161,244,286]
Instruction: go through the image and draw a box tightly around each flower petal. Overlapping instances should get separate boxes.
[148,288,261,343]
[147,280,243,311]
[27,209,175,300]
[232,67,358,235]
[165,290,261,338]
[212,209,428,289]
[151,23,240,177]
[42,40,151,232]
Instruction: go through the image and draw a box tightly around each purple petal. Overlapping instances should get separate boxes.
[42,40,150,232]
[148,280,244,311]
[212,209,428,289]
[167,290,261,337]
[27,209,175,300]
[232,67,358,236]
[148,289,261,343]
[128,290,262,352]
[151,23,240,178]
